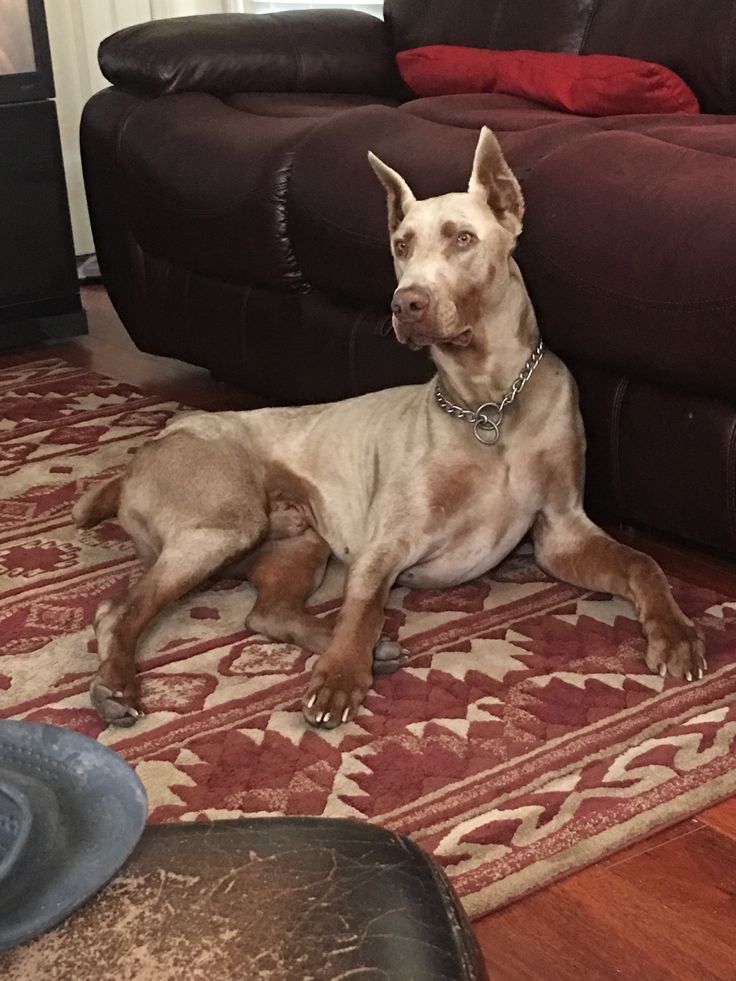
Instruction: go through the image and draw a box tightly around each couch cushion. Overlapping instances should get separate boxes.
[518,114,736,399]
[115,91,396,291]
[287,97,592,303]
[288,98,736,396]
[99,10,401,99]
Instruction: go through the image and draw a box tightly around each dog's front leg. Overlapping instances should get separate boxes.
[302,547,403,729]
[533,509,706,680]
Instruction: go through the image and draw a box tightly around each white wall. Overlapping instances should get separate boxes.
[46,1,382,255]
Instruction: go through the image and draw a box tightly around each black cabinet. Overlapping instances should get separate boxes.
[0,49,86,348]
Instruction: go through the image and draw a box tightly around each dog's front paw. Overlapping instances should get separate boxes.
[644,616,706,681]
[303,653,372,729]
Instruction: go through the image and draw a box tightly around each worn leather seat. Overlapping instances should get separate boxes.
[81,1,736,554]
[0,817,489,979]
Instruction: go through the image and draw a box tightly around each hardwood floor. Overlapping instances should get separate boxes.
[4,288,736,980]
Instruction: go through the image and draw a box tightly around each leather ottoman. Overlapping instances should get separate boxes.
[0,817,488,980]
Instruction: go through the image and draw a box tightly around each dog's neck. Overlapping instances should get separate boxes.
[431,259,541,411]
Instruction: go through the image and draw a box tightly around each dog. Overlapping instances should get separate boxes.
[74,127,706,729]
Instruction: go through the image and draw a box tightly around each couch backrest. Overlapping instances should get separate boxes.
[384,0,736,113]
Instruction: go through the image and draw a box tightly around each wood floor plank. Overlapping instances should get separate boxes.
[476,828,736,980]
[601,827,736,978]
[699,798,736,841]
[597,816,702,869]
[474,874,659,981]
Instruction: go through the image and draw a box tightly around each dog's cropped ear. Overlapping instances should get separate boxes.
[368,152,416,234]
[467,127,524,236]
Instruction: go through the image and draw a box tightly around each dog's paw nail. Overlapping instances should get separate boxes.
[316,710,325,724]
[685,671,693,682]
[703,657,708,670]
[307,694,316,709]
[322,711,331,724]
[342,707,350,724]
[697,668,703,680]
[659,663,667,677]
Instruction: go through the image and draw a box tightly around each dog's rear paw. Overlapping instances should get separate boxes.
[90,678,142,727]
[302,654,372,729]
[372,638,408,675]
[645,617,707,682]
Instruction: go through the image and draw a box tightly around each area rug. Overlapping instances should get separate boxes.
[2,357,736,917]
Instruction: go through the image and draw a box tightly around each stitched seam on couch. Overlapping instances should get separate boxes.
[727,419,736,542]
[272,13,303,92]
[723,1,736,96]
[347,306,376,396]
[611,376,627,515]
[115,100,160,347]
[238,283,254,373]
[579,0,602,54]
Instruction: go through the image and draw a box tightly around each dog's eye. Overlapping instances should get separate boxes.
[394,240,408,257]
[457,231,476,247]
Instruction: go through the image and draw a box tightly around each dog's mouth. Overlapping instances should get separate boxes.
[394,321,473,350]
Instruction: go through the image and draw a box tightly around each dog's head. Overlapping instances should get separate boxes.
[369,127,524,351]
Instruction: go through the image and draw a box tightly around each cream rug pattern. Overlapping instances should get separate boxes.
[2,357,736,916]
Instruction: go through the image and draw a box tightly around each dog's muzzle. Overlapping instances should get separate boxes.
[391,286,474,349]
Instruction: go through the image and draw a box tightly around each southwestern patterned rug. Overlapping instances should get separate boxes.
[2,357,736,917]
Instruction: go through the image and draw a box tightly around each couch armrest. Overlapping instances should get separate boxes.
[99,10,400,98]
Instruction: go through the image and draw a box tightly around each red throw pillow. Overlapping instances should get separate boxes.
[397,46,700,116]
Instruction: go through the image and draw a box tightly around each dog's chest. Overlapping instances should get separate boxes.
[399,480,533,587]
[396,449,541,587]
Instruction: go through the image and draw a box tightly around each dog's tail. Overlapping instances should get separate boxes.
[72,475,123,529]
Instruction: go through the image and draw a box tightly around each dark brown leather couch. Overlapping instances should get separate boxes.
[81,1,736,556]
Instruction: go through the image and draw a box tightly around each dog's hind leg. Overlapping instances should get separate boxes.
[244,530,334,652]
[243,531,407,672]
[92,524,265,726]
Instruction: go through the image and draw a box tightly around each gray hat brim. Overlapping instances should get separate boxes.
[0,721,147,950]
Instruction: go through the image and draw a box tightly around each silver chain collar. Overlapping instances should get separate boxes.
[434,340,545,445]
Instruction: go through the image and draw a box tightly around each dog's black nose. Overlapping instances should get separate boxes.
[392,287,429,322]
